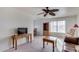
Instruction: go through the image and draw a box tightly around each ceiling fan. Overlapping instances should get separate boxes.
[38,7,59,17]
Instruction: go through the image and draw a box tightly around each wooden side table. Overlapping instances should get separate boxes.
[43,36,57,52]
[11,33,32,50]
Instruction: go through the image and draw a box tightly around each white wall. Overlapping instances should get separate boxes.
[34,19,43,36]
[0,8,33,51]
[76,14,79,37]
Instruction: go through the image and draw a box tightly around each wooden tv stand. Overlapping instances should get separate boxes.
[11,33,32,50]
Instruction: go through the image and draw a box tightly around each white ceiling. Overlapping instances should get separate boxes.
[14,7,79,19]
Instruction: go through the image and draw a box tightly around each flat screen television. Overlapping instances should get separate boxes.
[17,28,28,35]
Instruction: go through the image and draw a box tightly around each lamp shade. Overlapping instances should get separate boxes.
[74,24,78,28]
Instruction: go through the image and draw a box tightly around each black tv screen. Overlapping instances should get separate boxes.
[17,28,28,34]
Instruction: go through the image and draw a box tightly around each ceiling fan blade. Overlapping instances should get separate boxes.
[38,7,59,17]
[49,12,55,16]
[37,12,44,15]
[42,9,47,12]
[50,9,59,12]
[44,13,47,17]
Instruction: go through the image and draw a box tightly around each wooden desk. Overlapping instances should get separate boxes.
[11,33,32,50]
[43,36,57,52]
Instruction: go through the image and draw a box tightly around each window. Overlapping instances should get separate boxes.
[58,21,65,33]
[50,21,57,32]
[50,20,66,33]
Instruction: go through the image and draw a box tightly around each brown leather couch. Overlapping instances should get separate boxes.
[64,37,79,52]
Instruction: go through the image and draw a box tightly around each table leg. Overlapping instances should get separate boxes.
[43,40,45,48]
[15,38,17,50]
[53,42,54,52]
[47,42,48,45]
[30,34,32,43]
[11,36,14,48]
[26,36,29,43]
[12,38,14,48]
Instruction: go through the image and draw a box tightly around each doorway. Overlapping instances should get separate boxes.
[43,22,49,36]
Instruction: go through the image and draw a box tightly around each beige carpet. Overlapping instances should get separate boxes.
[4,36,57,52]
